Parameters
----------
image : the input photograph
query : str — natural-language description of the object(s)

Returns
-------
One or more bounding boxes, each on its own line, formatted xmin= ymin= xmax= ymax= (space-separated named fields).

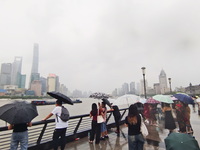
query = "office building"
xmin=0 ymin=63 xmax=12 ymax=88
xmin=11 ymin=57 xmax=22 ymax=87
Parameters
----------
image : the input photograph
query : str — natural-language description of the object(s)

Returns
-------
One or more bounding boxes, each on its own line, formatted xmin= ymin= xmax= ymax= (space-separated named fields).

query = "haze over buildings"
xmin=0 ymin=0 xmax=200 ymax=95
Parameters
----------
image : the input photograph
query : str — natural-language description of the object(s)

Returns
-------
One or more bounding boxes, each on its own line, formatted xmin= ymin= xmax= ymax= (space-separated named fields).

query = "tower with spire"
xmin=29 ymin=43 xmax=40 ymax=88
xmin=159 ymin=69 xmax=169 ymax=94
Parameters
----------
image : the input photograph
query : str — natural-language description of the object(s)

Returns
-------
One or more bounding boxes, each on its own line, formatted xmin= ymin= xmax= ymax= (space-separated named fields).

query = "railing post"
xmin=37 ymin=122 xmax=48 ymax=145
xmin=73 ymin=117 xmax=83 ymax=139
xmin=106 ymin=113 xmax=112 ymax=124
xmin=121 ymin=109 xmax=127 ymax=119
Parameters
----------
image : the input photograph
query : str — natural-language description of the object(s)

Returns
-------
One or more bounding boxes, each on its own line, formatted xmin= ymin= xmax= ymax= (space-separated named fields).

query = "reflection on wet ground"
xmin=62 ymin=110 xmax=200 ymax=150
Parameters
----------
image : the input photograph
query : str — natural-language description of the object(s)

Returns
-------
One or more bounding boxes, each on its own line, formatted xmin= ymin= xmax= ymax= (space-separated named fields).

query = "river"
xmin=0 ymin=98 xmax=128 ymax=127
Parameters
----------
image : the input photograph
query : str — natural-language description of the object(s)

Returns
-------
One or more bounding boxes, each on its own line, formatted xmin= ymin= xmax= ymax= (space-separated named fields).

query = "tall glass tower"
xmin=30 ymin=43 xmax=40 ymax=87
xmin=11 ymin=57 xmax=22 ymax=87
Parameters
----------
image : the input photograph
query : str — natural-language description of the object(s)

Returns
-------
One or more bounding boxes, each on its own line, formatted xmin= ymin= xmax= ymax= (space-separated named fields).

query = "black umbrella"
xmin=102 ymin=98 xmax=112 ymax=108
xmin=47 ymin=91 xmax=74 ymax=105
xmin=0 ymin=101 xmax=38 ymax=124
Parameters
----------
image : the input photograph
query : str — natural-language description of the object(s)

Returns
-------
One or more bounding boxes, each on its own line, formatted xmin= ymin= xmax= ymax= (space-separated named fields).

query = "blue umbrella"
xmin=173 ymin=94 xmax=194 ymax=104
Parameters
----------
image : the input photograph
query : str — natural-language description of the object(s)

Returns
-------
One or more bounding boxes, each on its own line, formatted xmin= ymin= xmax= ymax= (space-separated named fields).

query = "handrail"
xmin=0 ymin=108 xmax=128 ymax=150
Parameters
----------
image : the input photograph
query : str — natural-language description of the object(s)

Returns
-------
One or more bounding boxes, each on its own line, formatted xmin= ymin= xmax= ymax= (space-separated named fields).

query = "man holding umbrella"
xmin=43 ymin=99 xmax=69 ymax=150
xmin=0 ymin=101 xmax=38 ymax=150
xmin=43 ymin=91 xmax=73 ymax=150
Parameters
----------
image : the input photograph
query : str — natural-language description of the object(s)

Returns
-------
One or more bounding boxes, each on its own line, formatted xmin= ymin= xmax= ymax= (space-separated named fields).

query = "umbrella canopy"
xmin=171 ymin=96 xmax=178 ymax=101
xmin=138 ymin=98 xmax=147 ymax=104
xmin=47 ymin=91 xmax=73 ymax=105
xmin=0 ymin=101 xmax=38 ymax=124
xmin=196 ymin=98 xmax=200 ymax=103
xmin=116 ymin=94 xmax=140 ymax=106
xmin=153 ymin=95 xmax=174 ymax=104
xmin=173 ymin=94 xmax=194 ymax=104
xmin=89 ymin=92 xmax=111 ymax=99
xmin=146 ymin=98 xmax=160 ymax=104
xmin=102 ymin=98 xmax=112 ymax=108
xmin=165 ymin=132 xmax=200 ymax=150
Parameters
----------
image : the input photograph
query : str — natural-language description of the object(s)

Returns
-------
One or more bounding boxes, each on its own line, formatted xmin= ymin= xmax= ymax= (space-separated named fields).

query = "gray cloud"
xmin=0 ymin=0 xmax=200 ymax=93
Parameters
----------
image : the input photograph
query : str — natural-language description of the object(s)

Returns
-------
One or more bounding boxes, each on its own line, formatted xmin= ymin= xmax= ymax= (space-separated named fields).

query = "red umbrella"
xmin=146 ymin=98 xmax=160 ymax=104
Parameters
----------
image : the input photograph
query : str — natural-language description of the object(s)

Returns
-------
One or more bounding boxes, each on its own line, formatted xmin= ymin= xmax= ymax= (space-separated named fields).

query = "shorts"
xmin=101 ymin=122 xmax=107 ymax=132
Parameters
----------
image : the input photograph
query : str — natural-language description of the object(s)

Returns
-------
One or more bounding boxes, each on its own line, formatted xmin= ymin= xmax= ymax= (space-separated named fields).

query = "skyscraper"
xmin=11 ymin=57 xmax=22 ymax=87
xmin=159 ymin=69 xmax=169 ymax=94
xmin=30 ymin=43 xmax=40 ymax=87
xmin=0 ymin=63 xmax=12 ymax=88
xmin=31 ymin=43 xmax=39 ymax=73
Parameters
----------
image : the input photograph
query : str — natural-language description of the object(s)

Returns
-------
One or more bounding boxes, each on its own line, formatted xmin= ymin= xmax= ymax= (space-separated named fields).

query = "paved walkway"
xmin=61 ymin=108 xmax=200 ymax=150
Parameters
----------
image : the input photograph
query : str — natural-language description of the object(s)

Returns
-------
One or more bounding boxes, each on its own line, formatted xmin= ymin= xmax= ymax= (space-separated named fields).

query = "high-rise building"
xmin=40 ymin=76 xmax=47 ymax=95
xmin=0 ymin=63 xmax=12 ymax=88
xmin=130 ymin=82 xmax=136 ymax=94
xmin=19 ymin=74 xmax=26 ymax=88
xmin=159 ymin=69 xmax=169 ymax=94
xmin=30 ymin=43 xmax=40 ymax=87
xmin=47 ymin=74 xmax=60 ymax=92
xmin=30 ymin=80 xmax=42 ymax=96
xmin=11 ymin=57 xmax=22 ymax=87
xmin=122 ymin=82 xmax=129 ymax=95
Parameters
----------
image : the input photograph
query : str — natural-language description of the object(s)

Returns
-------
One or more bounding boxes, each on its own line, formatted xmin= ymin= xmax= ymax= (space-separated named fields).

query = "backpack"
xmin=57 ymin=106 xmax=70 ymax=122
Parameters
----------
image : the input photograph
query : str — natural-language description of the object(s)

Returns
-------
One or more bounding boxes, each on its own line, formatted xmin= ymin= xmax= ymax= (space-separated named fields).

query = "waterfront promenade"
xmin=59 ymin=109 xmax=200 ymax=150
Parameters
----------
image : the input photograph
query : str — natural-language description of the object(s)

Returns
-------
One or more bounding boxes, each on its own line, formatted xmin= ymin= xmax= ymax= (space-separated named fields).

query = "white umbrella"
xmin=196 ymin=98 xmax=200 ymax=103
xmin=139 ymin=97 xmax=147 ymax=104
xmin=116 ymin=94 xmax=140 ymax=106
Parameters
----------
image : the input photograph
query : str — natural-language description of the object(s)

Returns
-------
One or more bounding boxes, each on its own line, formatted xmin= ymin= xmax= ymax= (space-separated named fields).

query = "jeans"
xmin=128 ymin=133 xmax=144 ymax=150
xmin=52 ymin=128 xmax=67 ymax=150
xmin=10 ymin=131 xmax=28 ymax=150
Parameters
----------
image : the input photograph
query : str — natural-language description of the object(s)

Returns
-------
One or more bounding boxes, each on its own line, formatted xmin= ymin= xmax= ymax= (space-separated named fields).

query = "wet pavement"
xmin=58 ymin=108 xmax=200 ymax=150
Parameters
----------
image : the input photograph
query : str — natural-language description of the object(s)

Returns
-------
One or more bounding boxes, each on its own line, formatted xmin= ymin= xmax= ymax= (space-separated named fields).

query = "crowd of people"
xmin=6 ymin=95 xmax=199 ymax=150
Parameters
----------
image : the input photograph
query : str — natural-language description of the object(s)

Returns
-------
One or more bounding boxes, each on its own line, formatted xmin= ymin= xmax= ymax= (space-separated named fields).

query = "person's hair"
xmin=128 ymin=104 xmax=139 ymax=125
xmin=91 ymin=103 xmax=97 ymax=116
xmin=102 ymin=102 xmax=106 ymax=107
xmin=56 ymin=99 xmax=62 ymax=105
xmin=164 ymin=103 xmax=170 ymax=107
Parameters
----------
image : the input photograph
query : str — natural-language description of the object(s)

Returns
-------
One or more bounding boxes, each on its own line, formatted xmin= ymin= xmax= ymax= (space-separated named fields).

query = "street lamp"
xmin=168 ymin=78 xmax=172 ymax=94
xmin=141 ymin=67 xmax=147 ymax=99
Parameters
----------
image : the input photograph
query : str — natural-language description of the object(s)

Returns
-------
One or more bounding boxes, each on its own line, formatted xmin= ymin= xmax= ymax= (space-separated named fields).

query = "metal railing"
xmin=0 ymin=108 xmax=128 ymax=150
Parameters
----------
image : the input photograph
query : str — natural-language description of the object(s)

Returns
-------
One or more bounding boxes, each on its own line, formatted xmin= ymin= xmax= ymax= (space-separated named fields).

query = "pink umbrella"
xmin=171 ymin=96 xmax=178 ymax=101
xmin=146 ymin=98 xmax=160 ymax=104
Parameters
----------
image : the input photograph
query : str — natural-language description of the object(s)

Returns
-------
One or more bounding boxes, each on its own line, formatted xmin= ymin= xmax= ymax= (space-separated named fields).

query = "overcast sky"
xmin=0 ymin=0 xmax=200 ymax=93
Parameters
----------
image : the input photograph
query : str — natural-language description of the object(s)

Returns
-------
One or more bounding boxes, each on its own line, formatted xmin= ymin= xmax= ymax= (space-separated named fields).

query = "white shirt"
xmin=51 ymin=106 xmax=68 ymax=129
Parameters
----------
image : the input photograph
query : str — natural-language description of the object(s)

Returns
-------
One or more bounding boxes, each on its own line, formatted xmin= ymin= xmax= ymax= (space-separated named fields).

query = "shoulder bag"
xmin=97 ymin=109 xmax=104 ymax=124
xmin=139 ymin=114 xmax=148 ymax=137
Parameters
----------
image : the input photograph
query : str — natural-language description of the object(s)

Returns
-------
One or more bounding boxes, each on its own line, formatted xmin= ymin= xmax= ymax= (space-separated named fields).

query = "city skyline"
xmin=0 ymin=0 xmax=200 ymax=93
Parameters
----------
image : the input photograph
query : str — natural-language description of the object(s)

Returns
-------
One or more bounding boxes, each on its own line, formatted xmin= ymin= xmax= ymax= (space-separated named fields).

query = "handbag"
xmin=97 ymin=109 xmax=104 ymax=123
xmin=139 ymin=114 xmax=148 ymax=137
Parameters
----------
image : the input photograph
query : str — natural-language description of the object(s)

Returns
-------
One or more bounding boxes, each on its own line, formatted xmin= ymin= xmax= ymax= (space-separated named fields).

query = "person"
xmin=162 ymin=103 xmax=176 ymax=135
xmin=111 ymin=105 xmax=121 ymax=136
xmin=125 ymin=104 xmax=145 ymax=150
xmin=149 ymin=104 xmax=157 ymax=125
xmin=100 ymin=102 xmax=109 ymax=140
xmin=175 ymin=101 xmax=186 ymax=133
xmin=89 ymin=103 xmax=101 ymax=144
xmin=43 ymin=99 xmax=68 ymax=150
xmin=8 ymin=122 xmax=32 ymax=150
xmin=184 ymin=103 xmax=193 ymax=134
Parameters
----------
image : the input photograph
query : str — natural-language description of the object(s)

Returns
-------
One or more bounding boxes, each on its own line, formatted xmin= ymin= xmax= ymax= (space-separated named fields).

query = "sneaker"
xmin=100 ymin=137 xmax=105 ymax=140
xmin=104 ymin=135 xmax=109 ymax=138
